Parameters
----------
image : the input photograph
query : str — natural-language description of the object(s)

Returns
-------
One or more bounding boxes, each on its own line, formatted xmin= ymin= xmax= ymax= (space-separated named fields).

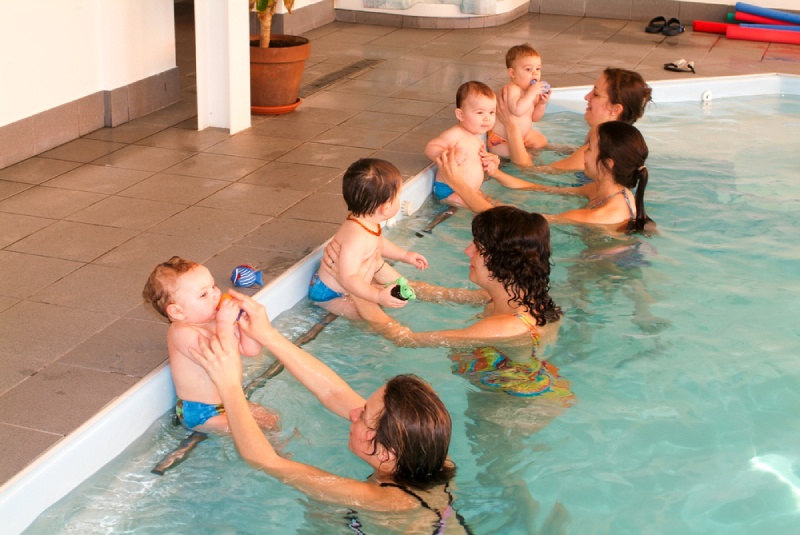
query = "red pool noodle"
xmin=726 ymin=25 xmax=800 ymax=45
xmin=693 ymin=20 xmax=734 ymax=34
xmin=734 ymin=11 xmax=798 ymax=26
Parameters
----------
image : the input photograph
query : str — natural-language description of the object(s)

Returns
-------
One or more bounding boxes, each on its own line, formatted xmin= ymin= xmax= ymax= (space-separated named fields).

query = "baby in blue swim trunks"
xmin=425 ymin=81 xmax=499 ymax=209
xmin=143 ymin=257 xmax=279 ymax=433
xmin=310 ymin=158 xmax=427 ymax=319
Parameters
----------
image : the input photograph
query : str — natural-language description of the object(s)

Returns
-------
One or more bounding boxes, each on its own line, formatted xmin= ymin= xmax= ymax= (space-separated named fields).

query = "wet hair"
xmin=373 ymin=375 xmax=455 ymax=491
xmin=142 ymin=256 xmax=200 ymax=319
xmin=596 ymin=121 xmax=653 ymax=232
xmin=342 ymin=158 xmax=402 ymax=217
xmin=455 ymin=81 xmax=495 ymax=109
xmin=505 ymin=43 xmax=540 ymax=68
xmin=603 ymin=68 xmax=652 ymax=125
xmin=471 ymin=206 xmax=562 ymax=326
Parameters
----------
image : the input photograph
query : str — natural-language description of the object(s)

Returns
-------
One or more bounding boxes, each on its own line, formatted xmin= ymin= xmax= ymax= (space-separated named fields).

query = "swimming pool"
xmin=7 ymin=74 xmax=800 ymax=534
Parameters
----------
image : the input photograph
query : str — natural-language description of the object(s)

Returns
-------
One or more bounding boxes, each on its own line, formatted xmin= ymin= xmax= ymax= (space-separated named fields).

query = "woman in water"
xmin=501 ymin=67 xmax=652 ymax=171
xmin=347 ymin=206 xmax=573 ymax=401
xmin=187 ymin=290 xmax=472 ymax=532
xmin=439 ymin=121 xmax=653 ymax=233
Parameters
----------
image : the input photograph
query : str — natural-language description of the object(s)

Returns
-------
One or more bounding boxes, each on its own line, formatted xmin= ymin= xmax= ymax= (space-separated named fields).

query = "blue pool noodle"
xmin=742 ymin=23 xmax=800 ymax=31
xmin=735 ymin=2 xmax=800 ymax=25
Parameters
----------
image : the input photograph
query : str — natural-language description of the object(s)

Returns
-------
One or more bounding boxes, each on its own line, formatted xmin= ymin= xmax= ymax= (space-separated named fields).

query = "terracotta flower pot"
xmin=249 ymin=34 xmax=311 ymax=115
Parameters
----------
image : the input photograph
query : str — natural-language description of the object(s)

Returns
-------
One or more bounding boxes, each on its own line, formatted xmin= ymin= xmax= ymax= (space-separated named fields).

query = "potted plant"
xmin=249 ymin=0 xmax=311 ymax=114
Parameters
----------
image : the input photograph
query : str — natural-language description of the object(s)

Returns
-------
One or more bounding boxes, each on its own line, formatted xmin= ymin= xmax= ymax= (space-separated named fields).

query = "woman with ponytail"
xmin=437 ymin=120 xmax=653 ymax=232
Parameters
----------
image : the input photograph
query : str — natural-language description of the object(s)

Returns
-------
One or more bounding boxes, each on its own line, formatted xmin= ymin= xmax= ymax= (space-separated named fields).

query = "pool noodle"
xmin=726 ymin=24 xmax=800 ymax=45
xmin=742 ymin=23 xmax=800 ymax=32
xmin=693 ymin=20 xmax=734 ymax=34
xmin=734 ymin=11 xmax=799 ymax=26
xmin=735 ymin=2 xmax=800 ymax=25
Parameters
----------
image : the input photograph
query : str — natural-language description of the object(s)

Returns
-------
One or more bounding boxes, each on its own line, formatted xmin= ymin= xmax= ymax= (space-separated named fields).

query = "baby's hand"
xmin=538 ymin=88 xmax=552 ymax=104
xmin=480 ymin=146 xmax=500 ymax=176
xmin=216 ymin=294 xmax=240 ymax=324
xmin=403 ymin=251 xmax=428 ymax=270
xmin=378 ymin=286 xmax=409 ymax=309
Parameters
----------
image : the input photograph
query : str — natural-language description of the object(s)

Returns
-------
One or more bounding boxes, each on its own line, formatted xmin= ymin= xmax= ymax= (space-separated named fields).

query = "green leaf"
xmin=255 ymin=0 xmax=270 ymax=12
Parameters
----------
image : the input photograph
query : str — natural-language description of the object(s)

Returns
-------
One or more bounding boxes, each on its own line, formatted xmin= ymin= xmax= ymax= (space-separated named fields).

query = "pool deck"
xmin=2 ymin=3 xmax=800 ymax=489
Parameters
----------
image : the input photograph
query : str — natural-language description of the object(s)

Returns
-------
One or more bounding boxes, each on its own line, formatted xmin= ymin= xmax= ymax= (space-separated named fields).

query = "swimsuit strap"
xmin=347 ymin=214 xmax=382 ymax=236
xmin=513 ymin=313 xmax=541 ymax=345
xmin=587 ymin=189 xmax=623 ymax=210
xmin=621 ymin=189 xmax=635 ymax=222
xmin=380 ymin=482 xmax=475 ymax=535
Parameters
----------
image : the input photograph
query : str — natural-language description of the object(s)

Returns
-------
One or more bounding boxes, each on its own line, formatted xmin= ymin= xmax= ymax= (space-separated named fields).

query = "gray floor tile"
xmin=0 ymin=424 xmax=61 ymax=486
xmin=0 ymin=212 xmax=55 ymax=249
xmin=280 ymin=191 xmax=348 ymax=223
xmin=59 ymin=317 xmax=168 ymax=377
xmin=205 ymin=134 xmax=301 ymax=161
xmin=0 ymin=180 xmax=32 ymax=201
xmin=91 ymin=145 xmax=195 ymax=172
xmin=312 ymin=125 xmax=402 ymax=149
xmin=95 ymin=232 xmax=228 ymax=272
xmin=147 ymin=206 xmax=270 ymax=243
xmin=66 ymin=196 xmax=186 ymax=230
xmin=0 ymin=251 xmax=82 ymax=299
xmin=83 ymin=123 xmax=168 ymax=144
xmin=0 ymin=296 xmax=19 ymax=314
xmin=135 ymin=126 xmax=230 ymax=152
xmin=277 ymin=142 xmax=372 ymax=169
xmin=239 ymin=161 xmax=341 ymax=191
xmin=0 ymin=363 xmax=139 ymax=435
xmin=42 ymin=164 xmax=153 ymax=194
xmin=237 ymin=217 xmax=340 ymax=255
xmin=0 ymin=186 xmax=106 ymax=219
xmin=39 ymin=138 xmax=127 ymax=163
xmin=0 ymin=301 xmax=114 ymax=363
xmin=7 ymin=221 xmax=137 ymax=262
xmin=30 ymin=264 xmax=148 ymax=316
xmin=198 ymin=183 xmax=309 ymax=216
xmin=163 ymin=152 xmax=267 ymax=181
xmin=118 ymin=173 xmax=229 ymax=205
xmin=0 ymin=157 xmax=82 ymax=185
xmin=246 ymin=118 xmax=333 ymax=142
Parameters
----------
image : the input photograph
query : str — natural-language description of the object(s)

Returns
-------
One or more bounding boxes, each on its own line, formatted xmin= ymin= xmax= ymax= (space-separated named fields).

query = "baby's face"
xmin=457 ymin=94 xmax=497 ymax=135
xmin=509 ymin=55 xmax=542 ymax=89
xmin=171 ymin=265 xmax=221 ymax=324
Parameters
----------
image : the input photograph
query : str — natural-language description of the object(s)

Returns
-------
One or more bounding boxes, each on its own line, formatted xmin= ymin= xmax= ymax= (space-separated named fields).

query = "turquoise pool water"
xmin=25 ymin=95 xmax=800 ymax=534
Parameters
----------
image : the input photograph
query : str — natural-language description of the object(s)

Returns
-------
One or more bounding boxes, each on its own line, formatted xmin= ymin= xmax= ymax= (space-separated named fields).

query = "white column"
xmin=194 ymin=0 xmax=251 ymax=133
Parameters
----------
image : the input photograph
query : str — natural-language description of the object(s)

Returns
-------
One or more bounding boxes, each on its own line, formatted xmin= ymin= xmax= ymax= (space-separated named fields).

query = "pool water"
xmin=25 ymin=95 xmax=800 ymax=534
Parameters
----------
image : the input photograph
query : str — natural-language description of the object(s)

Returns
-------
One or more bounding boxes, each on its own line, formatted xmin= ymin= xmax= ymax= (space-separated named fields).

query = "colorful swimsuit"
xmin=449 ymin=313 xmax=574 ymax=400
xmin=487 ymin=130 xmax=507 ymax=147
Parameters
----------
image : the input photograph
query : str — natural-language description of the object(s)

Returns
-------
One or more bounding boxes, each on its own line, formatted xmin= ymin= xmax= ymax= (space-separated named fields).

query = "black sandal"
xmin=645 ymin=16 xmax=667 ymax=33
xmin=663 ymin=18 xmax=685 ymax=36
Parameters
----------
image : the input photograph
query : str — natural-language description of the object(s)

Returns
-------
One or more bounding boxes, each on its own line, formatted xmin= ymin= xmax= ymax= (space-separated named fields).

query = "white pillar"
xmin=194 ymin=0 xmax=251 ymax=133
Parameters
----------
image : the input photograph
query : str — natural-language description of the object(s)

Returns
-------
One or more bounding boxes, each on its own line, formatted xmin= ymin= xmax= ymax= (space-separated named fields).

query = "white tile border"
xmin=2 ymin=74 xmax=798 ymax=535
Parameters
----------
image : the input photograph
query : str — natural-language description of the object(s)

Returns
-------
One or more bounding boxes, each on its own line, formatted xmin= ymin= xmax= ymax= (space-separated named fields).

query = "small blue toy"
xmin=231 ymin=265 xmax=264 ymax=287
xmin=530 ymin=79 xmax=551 ymax=94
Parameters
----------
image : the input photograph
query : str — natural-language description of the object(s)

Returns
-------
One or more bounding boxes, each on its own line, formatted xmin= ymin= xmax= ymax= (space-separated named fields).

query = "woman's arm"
xmin=435 ymin=149 xmax=494 ymax=213
xmin=496 ymin=87 xmax=534 ymax=167
xmin=547 ymin=144 xmax=587 ymax=171
xmin=230 ymin=290 xmax=364 ymax=418
xmin=188 ymin=330 xmax=417 ymax=511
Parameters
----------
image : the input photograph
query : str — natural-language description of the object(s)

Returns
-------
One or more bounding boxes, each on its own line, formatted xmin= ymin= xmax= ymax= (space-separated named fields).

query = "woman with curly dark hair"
xmin=351 ymin=206 xmax=572 ymax=400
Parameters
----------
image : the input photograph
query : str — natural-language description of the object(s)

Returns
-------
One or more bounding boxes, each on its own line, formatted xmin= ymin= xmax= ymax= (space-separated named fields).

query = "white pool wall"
xmin=2 ymin=73 xmax=798 ymax=535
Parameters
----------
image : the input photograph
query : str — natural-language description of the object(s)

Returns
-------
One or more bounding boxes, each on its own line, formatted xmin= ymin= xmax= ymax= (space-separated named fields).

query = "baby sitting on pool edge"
xmin=143 ymin=256 xmax=279 ymax=434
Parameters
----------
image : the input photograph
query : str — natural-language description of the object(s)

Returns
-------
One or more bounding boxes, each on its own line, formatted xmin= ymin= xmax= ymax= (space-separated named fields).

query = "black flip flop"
xmin=645 ymin=16 xmax=667 ymax=33
xmin=663 ymin=18 xmax=685 ymax=36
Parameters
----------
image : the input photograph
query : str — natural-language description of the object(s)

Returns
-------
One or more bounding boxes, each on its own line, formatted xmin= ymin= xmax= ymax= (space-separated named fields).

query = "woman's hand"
xmin=322 ymin=238 xmax=341 ymax=271
xmin=435 ymin=147 xmax=466 ymax=189
xmin=479 ymin=146 xmax=500 ymax=177
xmin=187 ymin=328 xmax=243 ymax=391
xmin=226 ymin=289 xmax=276 ymax=345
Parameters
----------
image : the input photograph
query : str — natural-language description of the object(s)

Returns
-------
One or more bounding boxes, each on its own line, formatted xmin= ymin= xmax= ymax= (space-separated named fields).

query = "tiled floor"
xmin=2 ymin=3 xmax=800 ymax=487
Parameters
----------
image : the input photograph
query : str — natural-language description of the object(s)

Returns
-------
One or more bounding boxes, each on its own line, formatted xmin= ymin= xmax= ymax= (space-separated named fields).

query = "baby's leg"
xmin=523 ymin=129 xmax=548 ymax=149
xmin=440 ymin=192 xmax=469 ymax=209
xmin=317 ymin=295 xmax=363 ymax=322
xmin=248 ymin=402 xmax=281 ymax=431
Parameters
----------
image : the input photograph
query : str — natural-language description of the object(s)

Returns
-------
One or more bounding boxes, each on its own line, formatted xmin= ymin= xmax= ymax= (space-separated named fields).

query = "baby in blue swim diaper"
xmin=425 ymin=81 xmax=499 ymax=210
xmin=311 ymin=158 xmax=427 ymax=320
xmin=144 ymin=257 xmax=280 ymax=433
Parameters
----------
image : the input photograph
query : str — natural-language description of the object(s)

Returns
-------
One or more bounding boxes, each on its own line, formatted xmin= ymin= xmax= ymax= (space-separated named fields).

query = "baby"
xmin=143 ymin=257 xmax=278 ymax=433
xmin=488 ymin=43 xmax=550 ymax=157
xmin=310 ymin=158 xmax=427 ymax=319
xmin=425 ymin=81 xmax=499 ymax=209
